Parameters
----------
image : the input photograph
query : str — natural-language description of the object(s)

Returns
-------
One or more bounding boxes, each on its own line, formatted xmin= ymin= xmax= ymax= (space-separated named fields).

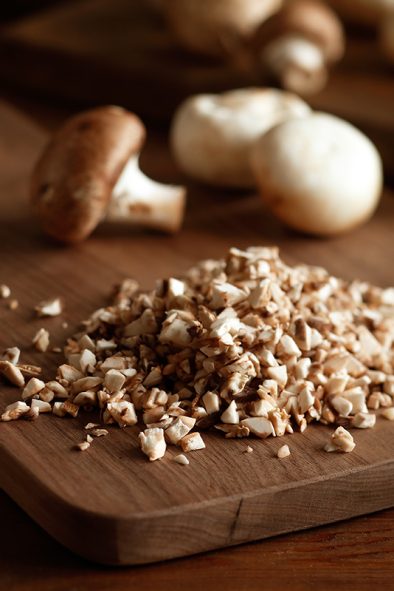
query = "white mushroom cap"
xmin=163 ymin=0 xmax=283 ymax=58
xmin=250 ymin=112 xmax=383 ymax=236
xmin=171 ymin=88 xmax=311 ymax=188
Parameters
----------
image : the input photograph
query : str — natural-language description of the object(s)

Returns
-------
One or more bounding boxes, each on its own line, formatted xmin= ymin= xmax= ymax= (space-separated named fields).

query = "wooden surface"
xmin=2 ymin=490 xmax=394 ymax=591
xmin=0 ymin=0 xmax=393 ymax=173
xmin=1 ymin=99 xmax=394 ymax=568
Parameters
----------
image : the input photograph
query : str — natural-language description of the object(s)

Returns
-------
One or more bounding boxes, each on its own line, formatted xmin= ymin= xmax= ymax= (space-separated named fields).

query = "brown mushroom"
xmin=162 ymin=0 xmax=283 ymax=58
xmin=250 ymin=0 xmax=345 ymax=95
xmin=31 ymin=106 xmax=186 ymax=243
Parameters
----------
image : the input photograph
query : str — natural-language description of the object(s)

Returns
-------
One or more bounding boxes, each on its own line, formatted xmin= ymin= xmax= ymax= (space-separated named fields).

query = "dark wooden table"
xmin=1 ymin=92 xmax=394 ymax=590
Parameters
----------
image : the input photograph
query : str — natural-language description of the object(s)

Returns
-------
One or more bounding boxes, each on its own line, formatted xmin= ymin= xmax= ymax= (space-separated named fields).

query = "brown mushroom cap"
xmin=31 ymin=106 xmax=145 ymax=244
xmin=252 ymin=0 xmax=345 ymax=63
xmin=163 ymin=0 xmax=283 ymax=58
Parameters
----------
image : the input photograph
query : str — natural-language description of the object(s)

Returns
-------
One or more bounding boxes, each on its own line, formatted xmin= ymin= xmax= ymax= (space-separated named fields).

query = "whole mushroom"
xmin=162 ymin=0 xmax=283 ymax=58
xmin=31 ymin=106 xmax=186 ymax=243
xmin=170 ymin=87 xmax=311 ymax=188
xmin=250 ymin=113 xmax=383 ymax=236
xmin=251 ymin=0 xmax=345 ymax=95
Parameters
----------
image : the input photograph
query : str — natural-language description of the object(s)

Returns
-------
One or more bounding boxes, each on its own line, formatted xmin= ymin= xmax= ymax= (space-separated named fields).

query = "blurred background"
xmin=0 ymin=0 xmax=392 ymax=180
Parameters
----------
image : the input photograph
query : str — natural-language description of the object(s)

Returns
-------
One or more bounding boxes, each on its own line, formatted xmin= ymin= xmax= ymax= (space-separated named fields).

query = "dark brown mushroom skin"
xmin=31 ymin=106 xmax=145 ymax=244
xmin=251 ymin=0 xmax=345 ymax=64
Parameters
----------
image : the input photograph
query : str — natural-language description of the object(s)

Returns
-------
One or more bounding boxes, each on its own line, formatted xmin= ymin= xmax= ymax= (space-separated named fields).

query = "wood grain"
xmin=2 ymin=490 xmax=394 ymax=591
xmin=0 ymin=0 xmax=393 ymax=175
xmin=0 ymin=100 xmax=394 ymax=565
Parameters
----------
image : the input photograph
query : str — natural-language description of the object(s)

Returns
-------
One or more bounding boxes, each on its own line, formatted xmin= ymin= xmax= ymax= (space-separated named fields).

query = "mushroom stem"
xmin=108 ymin=157 xmax=186 ymax=234
xmin=261 ymin=35 xmax=327 ymax=94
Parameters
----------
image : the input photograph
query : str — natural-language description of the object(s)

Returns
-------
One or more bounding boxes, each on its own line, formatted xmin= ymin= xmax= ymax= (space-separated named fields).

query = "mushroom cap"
xmin=31 ymin=106 xmax=145 ymax=243
xmin=170 ymin=87 xmax=311 ymax=188
xmin=252 ymin=0 xmax=345 ymax=63
xmin=163 ymin=0 xmax=283 ymax=57
xmin=250 ymin=112 xmax=383 ymax=236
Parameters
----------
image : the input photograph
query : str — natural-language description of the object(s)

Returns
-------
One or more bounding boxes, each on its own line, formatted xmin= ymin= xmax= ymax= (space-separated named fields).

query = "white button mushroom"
xmin=162 ymin=0 xmax=283 ymax=58
xmin=31 ymin=106 xmax=186 ymax=243
xmin=250 ymin=113 xmax=383 ymax=236
xmin=171 ymin=88 xmax=311 ymax=188
xmin=251 ymin=0 xmax=345 ymax=95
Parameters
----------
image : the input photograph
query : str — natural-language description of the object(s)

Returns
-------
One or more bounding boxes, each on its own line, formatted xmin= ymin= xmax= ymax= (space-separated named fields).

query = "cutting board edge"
xmin=2 ymin=440 xmax=394 ymax=565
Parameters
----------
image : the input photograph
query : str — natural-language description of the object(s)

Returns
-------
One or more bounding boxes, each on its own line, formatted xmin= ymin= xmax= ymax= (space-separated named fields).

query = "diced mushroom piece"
xmin=32 ymin=328 xmax=50 ymax=352
xmin=90 ymin=428 xmax=109 ymax=437
xmin=35 ymin=298 xmax=63 ymax=317
xmin=72 ymin=390 xmax=97 ymax=406
xmin=123 ymin=309 xmax=158 ymax=337
xmin=220 ymin=400 xmax=239 ymax=424
xmin=85 ymin=422 xmax=100 ymax=430
xmin=382 ymin=408 xmax=394 ymax=421
xmin=298 ymin=386 xmax=315 ymax=414
xmin=0 ymin=360 xmax=25 ymax=387
xmin=278 ymin=334 xmax=301 ymax=357
xmin=139 ymin=428 xmax=166 ymax=461
xmin=22 ymin=377 xmax=46 ymax=400
xmin=202 ymin=391 xmax=220 ymax=414
xmin=352 ymin=412 xmax=376 ymax=429
xmin=30 ymin=399 xmax=52 ymax=413
xmin=76 ymin=441 xmax=91 ymax=451
xmin=330 ymin=396 xmax=352 ymax=417
xmin=180 ymin=432 xmax=206 ymax=452
xmin=241 ymin=417 xmax=275 ymax=438
xmin=324 ymin=426 xmax=355 ymax=453
xmin=8 ymin=299 xmax=19 ymax=310
xmin=52 ymin=401 xmax=67 ymax=417
xmin=31 ymin=106 xmax=186 ymax=243
xmin=210 ymin=282 xmax=247 ymax=309
xmin=107 ymin=400 xmax=137 ymax=427
xmin=104 ymin=369 xmax=126 ymax=393
xmin=39 ymin=387 xmax=55 ymax=403
xmin=266 ymin=364 xmax=287 ymax=389
xmin=173 ymin=453 xmax=190 ymax=466
xmin=341 ymin=388 xmax=368 ymax=414
xmin=78 ymin=349 xmax=97 ymax=373
xmin=58 ymin=364 xmax=84 ymax=382
xmin=1 ymin=401 xmax=30 ymax=421
xmin=165 ymin=416 xmax=196 ymax=444
xmin=159 ymin=316 xmax=193 ymax=347
xmin=61 ymin=400 xmax=79 ymax=418
xmin=277 ymin=444 xmax=291 ymax=458
xmin=45 ymin=381 xmax=69 ymax=399
xmin=2 ymin=347 xmax=21 ymax=365
xmin=71 ymin=376 xmax=103 ymax=395
xmin=0 ymin=284 xmax=11 ymax=298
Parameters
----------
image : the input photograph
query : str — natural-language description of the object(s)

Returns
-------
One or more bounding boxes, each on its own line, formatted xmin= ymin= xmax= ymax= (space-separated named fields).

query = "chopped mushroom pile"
xmin=1 ymin=246 xmax=394 ymax=461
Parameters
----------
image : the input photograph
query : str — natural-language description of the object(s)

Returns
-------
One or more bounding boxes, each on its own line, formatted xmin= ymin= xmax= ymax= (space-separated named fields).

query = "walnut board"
xmin=0 ymin=101 xmax=394 ymax=566
xmin=0 ymin=0 xmax=393 ymax=174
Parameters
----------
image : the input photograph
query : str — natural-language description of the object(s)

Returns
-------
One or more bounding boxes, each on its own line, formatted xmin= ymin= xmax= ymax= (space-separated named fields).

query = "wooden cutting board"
xmin=0 ymin=0 xmax=393 ymax=174
xmin=1 ymin=101 xmax=394 ymax=566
